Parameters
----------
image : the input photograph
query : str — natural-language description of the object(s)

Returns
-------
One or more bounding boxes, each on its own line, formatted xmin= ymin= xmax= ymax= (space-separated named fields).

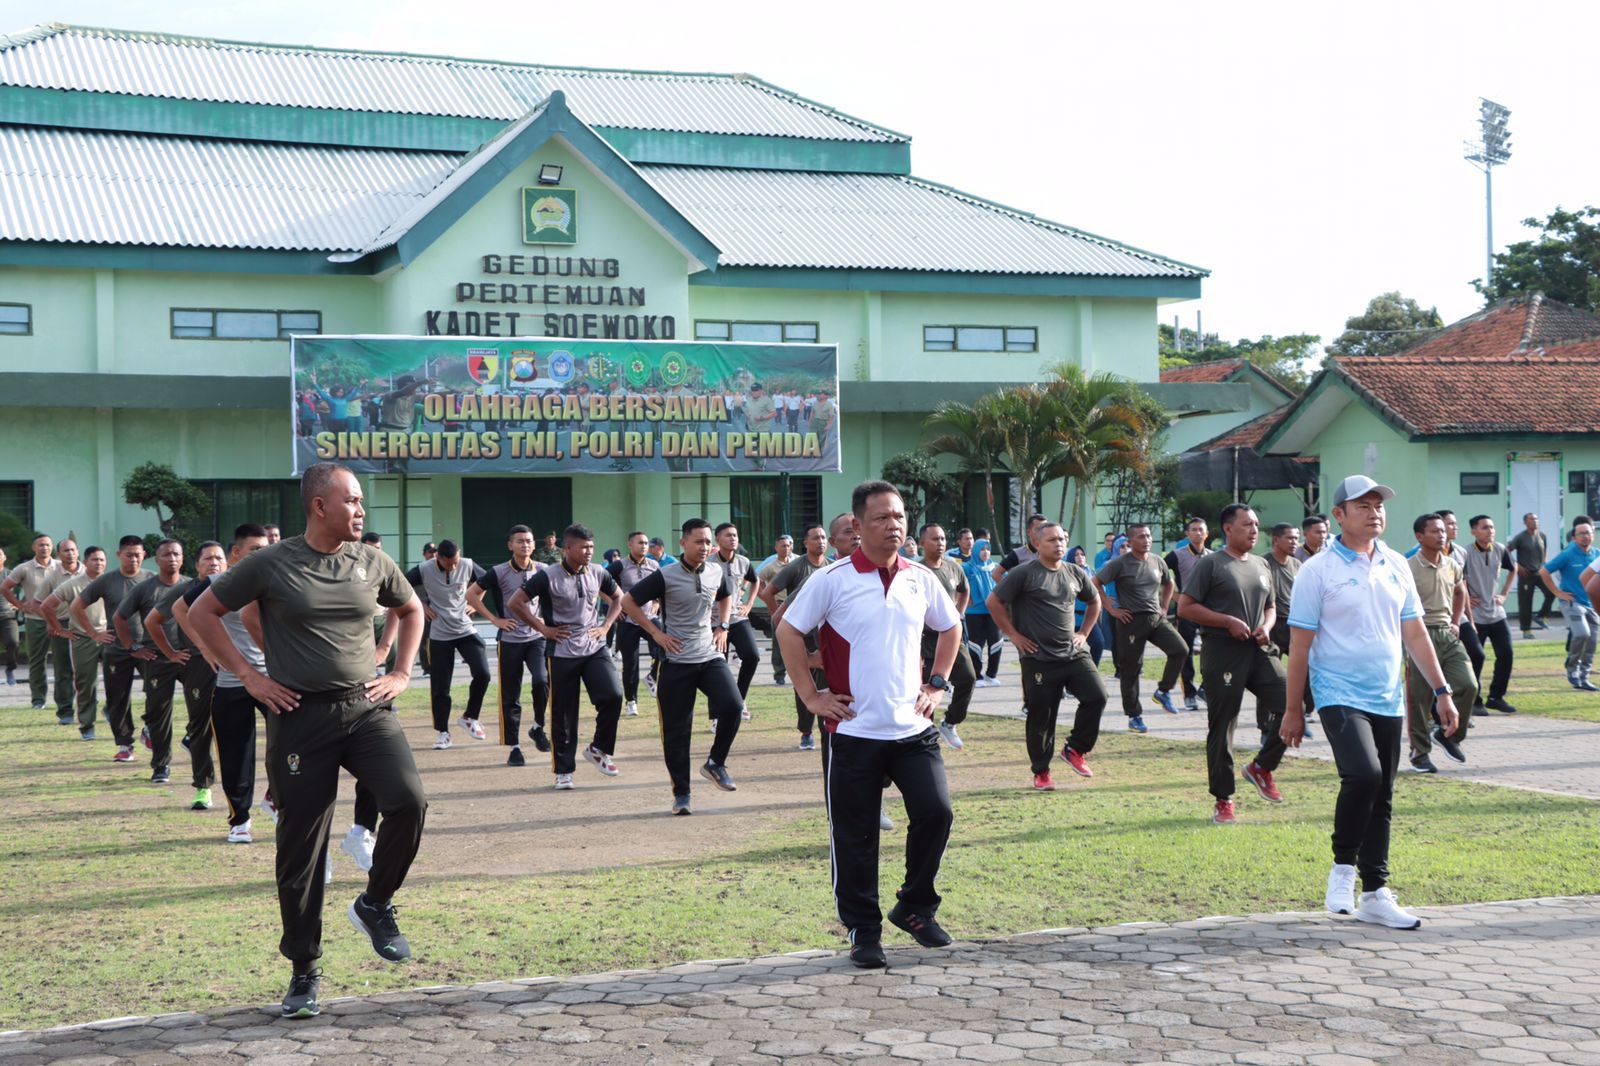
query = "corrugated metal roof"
xmin=637 ymin=167 xmax=1206 ymax=277
xmin=0 ymin=125 xmax=455 ymax=250
xmin=0 ymin=24 xmax=905 ymax=143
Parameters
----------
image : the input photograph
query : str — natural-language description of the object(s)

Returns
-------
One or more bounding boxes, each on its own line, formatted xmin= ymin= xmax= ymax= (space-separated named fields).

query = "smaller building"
xmin=1262 ymin=295 xmax=1600 ymax=532
xmin=1160 ymin=358 xmax=1296 ymax=454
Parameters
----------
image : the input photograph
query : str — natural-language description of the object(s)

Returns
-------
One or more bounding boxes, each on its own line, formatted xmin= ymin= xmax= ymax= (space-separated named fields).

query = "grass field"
xmin=2 ymin=680 xmax=1597 ymax=1031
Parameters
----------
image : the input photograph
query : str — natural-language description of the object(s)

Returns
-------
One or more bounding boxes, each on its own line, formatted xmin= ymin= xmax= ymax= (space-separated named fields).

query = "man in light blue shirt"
xmin=1539 ymin=519 xmax=1599 ymax=689
xmin=1282 ymin=475 xmax=1459 ymax=932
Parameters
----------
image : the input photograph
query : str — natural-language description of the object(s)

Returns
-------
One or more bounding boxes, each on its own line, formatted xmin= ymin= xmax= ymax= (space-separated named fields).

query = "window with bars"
xmin=1460 ymin=472 xmax=1500 ymax=495
xmin=923 ymin=325 xmax=1037 ymax=352
xmin=0 ymin=481 xmax=33 ymax=529
xmin=179 ymin=481 xmax=306 ymax=542
xmin=729 ymin=475 xmax=822 ymax=560
xmin=171 ymin=309 xmax=322 ymax=340
xmin=694 ymin=320 xmax=820 ymax=344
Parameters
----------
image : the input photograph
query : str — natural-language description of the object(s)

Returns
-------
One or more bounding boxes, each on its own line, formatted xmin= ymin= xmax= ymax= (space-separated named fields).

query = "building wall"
xmin=1165 ymin=376 xmax=1286 ymax=454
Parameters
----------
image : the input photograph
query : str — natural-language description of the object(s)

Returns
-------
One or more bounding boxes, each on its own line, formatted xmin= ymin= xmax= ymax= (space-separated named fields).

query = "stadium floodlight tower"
xmin=1463 ymin=98 xmax=1513 ymax=287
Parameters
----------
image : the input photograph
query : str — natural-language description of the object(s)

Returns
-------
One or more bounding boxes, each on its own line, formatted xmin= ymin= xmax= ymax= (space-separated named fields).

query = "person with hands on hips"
xmin=776 ymin=480 xmax=962 ymax=970
xmin=1281 ymin=475 xmax=1460 ymax=931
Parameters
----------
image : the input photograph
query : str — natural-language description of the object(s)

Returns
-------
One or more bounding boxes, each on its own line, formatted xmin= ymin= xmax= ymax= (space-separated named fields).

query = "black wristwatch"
xmin=926 ymin=674 xmax=951 ymax=693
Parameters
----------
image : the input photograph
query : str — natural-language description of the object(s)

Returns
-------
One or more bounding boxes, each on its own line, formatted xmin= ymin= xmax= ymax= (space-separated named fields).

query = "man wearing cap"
xmin=1404 ymin=514 xmax=1475 ymax=774
xmin=1283 ymin=475 xmax=1460 ymax=930
xmin=1542 ymin=519 xmax=1600 ymax=691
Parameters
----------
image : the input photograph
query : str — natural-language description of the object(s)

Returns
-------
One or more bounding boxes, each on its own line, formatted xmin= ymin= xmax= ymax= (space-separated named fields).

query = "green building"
xmin=1262 ymin=295 xmax=1600 ymax=536
xmin=0 ymin=23 xmax=1232 ymax=563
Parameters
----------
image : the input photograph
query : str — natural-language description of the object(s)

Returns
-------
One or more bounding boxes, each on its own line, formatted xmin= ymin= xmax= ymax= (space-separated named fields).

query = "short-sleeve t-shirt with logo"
xmin=715 ymin=551 xmax=759 ymax=611
xmin=998 ymin=545 xmax=1036 ymax=572
xmin=10 ymin=557 xmax=63 ymax=604
xmin=156 ymin=579 xmax=202 ymax=651
xmin=1264 ymin=553 xmax=1301 ymax=644
xmin=118 ymin=575 xmax=193 ymax=652
xmin=1406 ymin=550 xmax=1463 ymax=627
xmin=209 ymin=536 xmax=414 ymax=694
xmin=1182 ymin=550 xmax=1275 ymax=638
xmin=917 ymin=555 xmax=968 ymax=639
xmin=79 ymin=569 xmax=152 ymax=662
xmin=627 ymin=560 xmax=734 ymax=664
xmin=183 ymin=574 xmax=266 ymax=687
xmin=518 ymin=562 xmax=619 ymax=659
xmin=781 ymin=551 xmax=961 ymax=741
xmin=406 ymin=557 xmax=488 ymax=641
xmin=610 ymin=555 xmax=660 ymax=625
xmin=53 ymin=571 xmax=101 ymax=635
xmin=1095 ymin=552 xmax=1171 ymax=615
xmin=474 ymin=560 xmax=542 ymax=644
xmin=991 ymin=559 xmax=1096 ymax=662
xmin=768 ymin=554 xmax=830 ymax=648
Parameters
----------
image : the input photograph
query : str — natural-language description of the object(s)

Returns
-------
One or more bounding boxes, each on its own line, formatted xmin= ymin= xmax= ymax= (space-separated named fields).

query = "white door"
xmin=1509 ymin=459 xmax=1561 ymax=595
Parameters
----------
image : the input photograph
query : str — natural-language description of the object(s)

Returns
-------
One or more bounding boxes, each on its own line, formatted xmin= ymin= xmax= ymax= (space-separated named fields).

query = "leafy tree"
xmin=1158 ymin=330 xmax=1322 ymax=391
xmin=1326 ymin=292 xmax=1444 ymax=357
xmin=881 ymin=452 xmax=957 ymax=536
xmin=923 ymin=396 xmax=1006 ymax=542
xmin=123 ymin=462 xmax=209 ymax=541
xmin=984 ymin=386 xmax=1064 ymax=551
xmin=0 ymin=510 xmax=38 ymax=575
xmin=1477 ymin=206 xmax=1600 ymax=311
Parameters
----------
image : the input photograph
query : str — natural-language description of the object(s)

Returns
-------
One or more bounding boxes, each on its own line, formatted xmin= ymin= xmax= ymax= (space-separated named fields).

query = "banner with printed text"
xmin=291 ymin=336 xmax=841 ymax=475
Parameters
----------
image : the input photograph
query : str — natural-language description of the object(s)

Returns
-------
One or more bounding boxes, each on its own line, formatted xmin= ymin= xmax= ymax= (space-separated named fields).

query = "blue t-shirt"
xmin=1545 ymin=541 xmax=1600 ymax=608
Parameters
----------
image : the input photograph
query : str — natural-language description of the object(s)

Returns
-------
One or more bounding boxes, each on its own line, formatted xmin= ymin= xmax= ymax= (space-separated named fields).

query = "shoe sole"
xmin=282 ymin=1005 xmax=320 ymax=1019
xmin=347 ymin=902 xmax=410 ymax=962
xmin=1356 ymin=910 xmax=1422 ymax=930
xmin=554 ymin=782 xmax=574 ymax=791
xmin=227 ymin=836 xmax=252 ymax=844
xmin=1326 ymin=902 xmax=1353 ymax=915
xmin=672 ymin=805 xmax=692 ymax=816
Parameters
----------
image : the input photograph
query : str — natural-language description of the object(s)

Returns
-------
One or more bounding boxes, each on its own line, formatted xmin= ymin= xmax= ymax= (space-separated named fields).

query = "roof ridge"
xmin=2 ymin=23 xmax=909 ymax=142
xmin=899 ymin=174 xmax=1210 ymax=276
xmin=1518 ymin=291 xmax=1545 ymax=350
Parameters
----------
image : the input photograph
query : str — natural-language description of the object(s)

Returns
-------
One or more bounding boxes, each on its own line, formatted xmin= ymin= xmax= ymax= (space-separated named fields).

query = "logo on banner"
xmin=522 ymin=187 xmax=577 ymax=245
xmin=467 ymin=349 xmax=499 ymax=384
xmin=624 ymin=354 xmax=652 ymax=387
xmin=548 ymin=350 xmax=576 ymax=383
xmin=508 ymin=351 xmax=539 ymax=384
xmin=659 ymin=350 xmax=688 ymax=386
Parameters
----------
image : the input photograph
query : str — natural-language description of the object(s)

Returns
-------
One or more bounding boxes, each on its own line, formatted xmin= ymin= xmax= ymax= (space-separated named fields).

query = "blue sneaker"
xmin=799 ymin=734 xmax=816 ymax=751
xmin=1127 ymin=715 xmax=1149 ymax=734
xmin=1152 ymin=690 xmax=1178 ymax=715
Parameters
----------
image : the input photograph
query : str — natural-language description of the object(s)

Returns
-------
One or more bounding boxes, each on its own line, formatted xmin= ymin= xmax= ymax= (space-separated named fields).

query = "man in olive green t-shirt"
xmin=72 ymin=536 xmax=152 ymax=762
xmin=115 ymin=539 xmax=189 ymax=783
xmin=42 ymin=546 xmax=108 ymax=738
xmin=1095 ymin=523 xmax=1188 ymax=726
xmin=186 ymin=462 xmax=425 ymax=1021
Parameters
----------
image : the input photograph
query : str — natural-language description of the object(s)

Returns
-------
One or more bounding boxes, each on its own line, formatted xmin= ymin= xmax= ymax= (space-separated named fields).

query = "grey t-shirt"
xmin=1183 ymin=550 xmax=1275 ymax=639
xmin=80 ymin=569 xmax=152 ymax=662
xmin=1508 ymin=528 xmax=1548 ymax=574
xmin=184 ymin=575 xmax=265 ymax=688
xmin=474 ymin=560 xmax=543 ymax=644
xmin=407 ymin=557 xmax=488 ymax=641
xmin=611 ymin=555 xmax=660 ymax=625
xmin=519 ymin=562 xmax=619 ymax=659
xmin=1464 ymin=540 xmax=1514 ymax=625
xmin=768 ymin=554 xmax=830 ymax=649
xmin=991 ymin=559 xmax=1095 ymax=662
xmin=628 ymin=560 xmax=734 ymax=664
xmin=715 ymin=550 xmax=758 ymax=612
xmin=1095 ymin=552 xmax=1171 ymax=615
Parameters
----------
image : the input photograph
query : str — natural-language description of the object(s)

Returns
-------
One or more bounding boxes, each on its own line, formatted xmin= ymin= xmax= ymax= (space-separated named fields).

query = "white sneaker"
xmin=879 ymin=804 xmax=894 ymax=831
xmin=459 ymin=716 xmax=485 ymax=740
xmin=554 ymin=773 xmax=574 ymax=790
xmin=626 ymin=700 xmax=639 ymax=716
xmin=340 ymin=825 xmax=375 ymax=873
xmin=1325 ymin=863 xmax=1358 ymax=915
xmin=433 ymin=731 xmax=452 ymax=750
xmin=261 ymin=794 xmax=279 ymax=825
xmin=586 ymin=745 xmax=619 ymax=776
xmin=226 ymin=821 xmax=253 ymax=844
xmin=1356 ymin=887 xmax=1422 ymax=929
xmin=938 ymin=721 xmax=965 ymax=750
xmin=324 ymin=850 xmax=333 ymax=885
xmin=740 ymin=704 xmax=751 ymax=721
xmin=645 ymin=672 xmax=658 ymax=697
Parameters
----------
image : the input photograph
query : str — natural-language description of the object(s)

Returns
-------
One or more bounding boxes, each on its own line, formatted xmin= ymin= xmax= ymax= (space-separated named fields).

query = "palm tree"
xmin=1038 ymin=363 xmax=1166 ymax=535
xmin=985 ymin=385 xmax=1065 ymax=550
xmin=923 ymin=396 xmax=1006 ymax=543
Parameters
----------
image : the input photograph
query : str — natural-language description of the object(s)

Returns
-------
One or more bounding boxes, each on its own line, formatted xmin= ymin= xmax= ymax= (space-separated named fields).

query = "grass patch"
xmin=1 ymin=682 xmax=1596 ymax=1030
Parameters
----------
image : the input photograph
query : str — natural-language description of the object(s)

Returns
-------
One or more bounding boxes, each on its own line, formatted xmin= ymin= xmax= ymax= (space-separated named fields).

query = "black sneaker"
xmin=671 ymin=794 xmax=692 ymax=816
xmin=281 ymin=970 xmax=321 ymax=1018
xmin=1432 ymin=727 xmax=1466 ymax=764
xmin=507 ymin=746 xmax=526 ymax=767
xmin=57 ymin=713 xmax=74 ymax=726
xmin=1486 ymin=697 xmax=1518 ymax=714
xmin=528 ymin=726 xmax=552 ymax=753
xmin=1471 ymin=701 xmax=1488 ymax=717
xmin=849 ymin=938 xmax=886 ymax=968
xmin=887 ymin=902 xmax=953 ymax=948
xmin=700 ymin=760 xmax=737 ymax=792
xmin=348 ymin=894 xmax=411 ymax=962
xmin=151 ymin=767 xmax=171 ymax=784
xmin=1409 ymin=754 xmax=1438 ymax=774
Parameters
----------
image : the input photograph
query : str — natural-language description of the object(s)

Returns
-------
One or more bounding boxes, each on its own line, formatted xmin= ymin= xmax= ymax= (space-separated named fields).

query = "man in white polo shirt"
xmin=1282 ymin=475 xmax=1460 ymax=931
xmin=778 ymin=480 xmax=962 ymax=969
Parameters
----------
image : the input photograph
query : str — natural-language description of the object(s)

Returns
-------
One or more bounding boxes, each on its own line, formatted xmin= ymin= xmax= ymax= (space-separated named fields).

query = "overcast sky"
xmin=8 ymin=0 xmax=1594 ymax=348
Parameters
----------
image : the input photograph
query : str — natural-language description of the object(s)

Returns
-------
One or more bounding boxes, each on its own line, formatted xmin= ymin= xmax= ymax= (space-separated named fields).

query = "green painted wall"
xmin=1165 ymin=376 xmax=1287 ymax=454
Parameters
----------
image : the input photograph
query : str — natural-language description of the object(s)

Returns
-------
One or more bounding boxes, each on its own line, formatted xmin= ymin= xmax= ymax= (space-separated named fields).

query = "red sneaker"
xmin=1061 ymin=747 xmax=1094 ymax=778
xmin=1243 ymin=761 xmax=1283 ymax=803
xmin=1212 ymin=799 xmax=1236 ymax=824
xmin=113 ymin=746 xmax=134 ymax=763
xmin=1032 ymin=771 xmax=1056 ymax=791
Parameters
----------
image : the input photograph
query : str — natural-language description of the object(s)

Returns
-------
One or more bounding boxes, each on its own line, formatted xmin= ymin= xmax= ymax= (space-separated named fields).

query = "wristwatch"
xmin=714 ymin=621 xmax=730 ymax=631
xmin=1432 ymin=684 xmax=1449 ymax=697
xmin=927 ymin=674 xmax=951 ymax=693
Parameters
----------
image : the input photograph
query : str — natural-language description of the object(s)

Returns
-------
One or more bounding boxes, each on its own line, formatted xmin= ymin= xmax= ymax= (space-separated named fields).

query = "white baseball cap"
xmin=1330 ymin=474 xmax=1395 ymax=509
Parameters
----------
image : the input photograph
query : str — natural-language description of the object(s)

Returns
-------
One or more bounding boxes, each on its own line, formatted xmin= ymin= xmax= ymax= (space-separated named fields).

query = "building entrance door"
xmin=1509 ymin=456 xmax=1561 ymax=598
xmin=461 ymin=477 xmax=572 ymax=565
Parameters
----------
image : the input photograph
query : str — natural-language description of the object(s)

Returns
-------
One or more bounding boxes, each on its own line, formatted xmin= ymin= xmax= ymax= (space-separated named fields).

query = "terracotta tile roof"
xmin=1334 ymin=343 xmax=1600 ymax=436
xmin=1400 ymin=293 xmax=1600 ymax=362
xmin=1191 ymin=405 xmax=1289 ymax=451
xmin=1160 ymin=358 xmax=1245 ymax=384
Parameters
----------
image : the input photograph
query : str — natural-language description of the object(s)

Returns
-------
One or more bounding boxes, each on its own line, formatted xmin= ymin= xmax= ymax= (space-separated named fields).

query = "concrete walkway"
xmin=6 ymin=896 xmax=1600 ymax=1064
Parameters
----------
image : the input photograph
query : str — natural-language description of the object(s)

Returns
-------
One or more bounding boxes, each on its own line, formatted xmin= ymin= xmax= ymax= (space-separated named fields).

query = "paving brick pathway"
xmin=6 ymin=896 xmax=1600 ymax=1064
